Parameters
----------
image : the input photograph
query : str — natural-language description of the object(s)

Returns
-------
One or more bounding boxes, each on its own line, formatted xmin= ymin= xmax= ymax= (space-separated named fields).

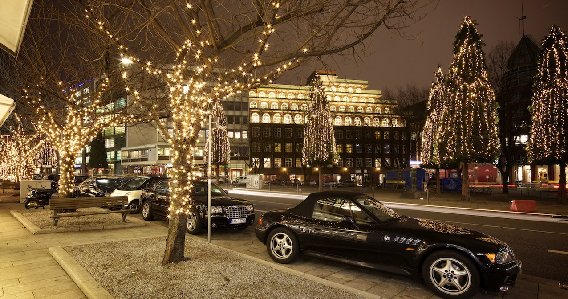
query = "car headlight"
xmin=210 ymin=206 xmax=223 ymax=214
xmin=486 ymin=247 xmax=514 ymax=264
xmin=245 ymin=204 xmax=254 ymax=212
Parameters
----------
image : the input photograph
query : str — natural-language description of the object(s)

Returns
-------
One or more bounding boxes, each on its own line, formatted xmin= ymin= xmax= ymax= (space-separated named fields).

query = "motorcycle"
xmin=24 ymin=188 xmax=56 ymax=209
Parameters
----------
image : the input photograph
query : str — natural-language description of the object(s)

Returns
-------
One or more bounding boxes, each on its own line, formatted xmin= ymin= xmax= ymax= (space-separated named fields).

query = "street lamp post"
xmin=207 ymin=114 xmax=212 ymax=243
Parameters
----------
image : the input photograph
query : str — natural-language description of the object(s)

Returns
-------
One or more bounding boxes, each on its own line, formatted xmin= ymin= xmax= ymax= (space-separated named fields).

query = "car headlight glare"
xmin=210 ymin=206 xmax=223 ymax=214
xmin=486 ymin=248 xmax=514 ymax=264
xmin=245 ymin=204 xmax=254 ymax=212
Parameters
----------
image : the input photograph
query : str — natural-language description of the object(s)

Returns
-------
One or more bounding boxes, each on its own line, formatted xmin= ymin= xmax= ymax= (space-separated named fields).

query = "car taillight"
xmin=257 ymin=215 xmax=263 ymax=226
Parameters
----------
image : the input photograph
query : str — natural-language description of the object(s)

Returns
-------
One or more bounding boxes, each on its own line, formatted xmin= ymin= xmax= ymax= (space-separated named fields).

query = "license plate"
xmin=230 ymin=218 xmax=246 ymax=224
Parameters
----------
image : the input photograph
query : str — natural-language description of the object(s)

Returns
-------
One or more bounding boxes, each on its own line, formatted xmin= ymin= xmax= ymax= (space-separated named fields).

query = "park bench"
xmin=49 ymin=196 xmax=131 ymax=226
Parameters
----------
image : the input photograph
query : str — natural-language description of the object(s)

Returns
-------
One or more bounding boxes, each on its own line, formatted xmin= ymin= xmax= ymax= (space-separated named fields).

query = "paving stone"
xmin=345 ymin=278 xmax=378 ymax=291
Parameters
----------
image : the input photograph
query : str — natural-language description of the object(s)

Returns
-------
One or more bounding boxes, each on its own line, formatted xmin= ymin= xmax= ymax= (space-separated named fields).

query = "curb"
xmin=49 ymin=246 xmax=114 ymax=299
xmin=9 ymin=210 xmax=147 ymax=234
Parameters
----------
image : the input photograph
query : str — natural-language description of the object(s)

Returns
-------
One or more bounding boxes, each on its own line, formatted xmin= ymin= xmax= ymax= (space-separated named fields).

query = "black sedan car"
xmin=141 ymin=180 xmax=255 ymax=234
xmin=256 ymin=191 xmax=520 ymax=299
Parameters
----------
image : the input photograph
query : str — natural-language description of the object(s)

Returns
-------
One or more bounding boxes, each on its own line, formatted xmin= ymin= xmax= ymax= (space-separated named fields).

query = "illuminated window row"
xmin=249 ymin=101 xmax=391 ymax=114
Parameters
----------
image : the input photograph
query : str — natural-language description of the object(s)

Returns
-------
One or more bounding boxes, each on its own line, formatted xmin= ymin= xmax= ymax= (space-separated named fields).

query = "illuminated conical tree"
xmin=302 ymin=76 xmax=337 ymax=191
xmin=421 ymin=66 xmax=445 ymax=166
xmin=421 ymin=66 xmax=445 ymax=193
xmin=527 ymin=25 xmax=568 ymax=201
xmin=204 ymin=100 xmax=231 ymax=181
xmin=437 ymin=17 xmax=500 ymax=200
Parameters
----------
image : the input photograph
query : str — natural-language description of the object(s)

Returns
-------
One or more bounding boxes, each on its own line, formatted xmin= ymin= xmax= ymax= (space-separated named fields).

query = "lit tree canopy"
xmin=85 ymin=0 xmax=434 ymax=264
xmin=420 ymin=66 xmax=445 ymax=167
xmin=0 ymin=115 xmax=43 ymax=182
xmin=204 ymin=101 xmax=230 ymax=166
xmin=527 ymin=25 xmax=568 ymax=164
xmin=302 ymin=76 xmax=337 ymax=167
xmin=437 ymin=17 xmax=500 ymax=165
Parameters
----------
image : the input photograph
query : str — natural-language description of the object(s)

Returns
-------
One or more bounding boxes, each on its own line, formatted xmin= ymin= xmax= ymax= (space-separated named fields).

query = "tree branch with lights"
xmin=204 ymin=100 xmax=231 ymax=181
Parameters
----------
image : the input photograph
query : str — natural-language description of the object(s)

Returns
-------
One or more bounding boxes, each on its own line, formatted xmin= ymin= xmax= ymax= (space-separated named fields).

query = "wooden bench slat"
xmin=49 ymin=196 xmax=131 ymax=226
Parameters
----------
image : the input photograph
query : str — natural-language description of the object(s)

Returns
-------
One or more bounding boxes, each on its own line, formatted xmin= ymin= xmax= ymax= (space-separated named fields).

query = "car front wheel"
xmin=267 ymin=227 xmax=299 ymax=264
xmin=186 ymin=211 xmax=202 ymax=234
xmin=141 ymin=201 xmax=153 ymax=221
xmin=422 ymin=250 xmax=480 ymax=299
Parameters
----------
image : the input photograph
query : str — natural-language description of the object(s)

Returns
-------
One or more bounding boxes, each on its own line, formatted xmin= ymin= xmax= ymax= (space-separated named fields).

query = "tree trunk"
xmin=501 ymin=164 xmax=510 ymax=194
xmin=461 ymin=161 xmax=470 ymax=201
xmin=58 ymin=150 xmax=76 ymax=197
xmin=162 ymin=213 xmax=188 ymax=265
xmin=559 ymin=162 xmax=566 ymax=203
xmin=162 ymin=147 xmax=192 ymax=265
xmin=435 ymin=168 xmax=441 ymax=195
xmin=318 ymin=167 xmax=323 ymax=192
xmin=216 ymin=164 xmax=220 ymax=182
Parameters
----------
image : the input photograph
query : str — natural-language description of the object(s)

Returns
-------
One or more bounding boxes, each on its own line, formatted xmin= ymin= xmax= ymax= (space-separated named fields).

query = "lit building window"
xmin=364 ymin=117 xmax=371 ymax=126
xmin=354 ymin=117 xmax=362 ymax=126
xmin=294 ymin=114 xmax=303 ymax=124
xmin=356 ymin=88 xmax=361 ymax=93
xmin=285 ymin=158 xmax=292 ymax=167
xmin=105 ymin=138 xmax=115 ymax=148
xmin=348 ymin=106 xmax=354 ymax=112
xmin=344 ymin=96 xmax=349 ymax=102
xmin=345 ymin=116 xmax=352 ymax=126
xmin=334 ymin=96 xmax=340 ymax=101
xmin=375 ymin=107 xmax=381 ymax=114
xmin=260 ymin=102 xmax=268 ymax=109
xmin=382 ymin=118 xmax=389 ymax=127
xmin=339 ymin=87 xmax=345 ymax=92
xmin=273 ymin=113 xmax=281 ymax=123
xmin=339 ymin=106 xmax=345 ymax=112
xmin=331 ymin=86 xmax=337 ymax=92
xmin=392 ymin=118 xmax=398 ymax=126
xmin=269 ymin=92 xmax=276 ymax=98
xmin=271 ymin=102 xmax=278 ymax=109
xmin=357 ymin=106 xmax=363 ymax=113
xmin=336 ymin=144 xmax=343 ymax=153
xmin=249 ymin=91 xmax=256 ymax=97
xmin=288 ymin=93 xmax=295 ymax=99
xmin=373 ymin=118 xmax=380 ymax=126
xmin=228 ymin=131 xmax=234 ymax=138
xmin=274 ymin=158 xmax=282 ymax=168
xmin=251 ymin=113 xmax=260 ymax=123
xmin=348 ymin=87 xmax=353 ymax=93
xmin=250 ymin=101 xmax=257 ymax=108
xmin=301 ymin=104 xmax=308 ymax=110
xmin=235 ymin=131 xmax=241 ymax=139
xmin=366 ymin=107 xmax=372 ymax=113
xmin=385 ymin=107 xmax=390 ymax=114
xmin=263 ymin=158 xmax=271 ymax=168
xmin=259 ymin=91 xmax=266 ymax=98
xmin=278 ymin=93 xmax=285 ymax=98
xmin=330 ymin=105 xmax=336 ymax=112
xmin=298 ymin=94 xmax=304 ymax=99
xmin=281 ymin=103 xmax=288 ymax=110
xmin=291 ymin=103 xmax=298 ymax=110
xmin=334 ymin=116 xmax=342 ymax=126
xmin=283 ymin=114 xmax=292 ymax=124
xmin=262 ymin=113 xmax=271 ymax=123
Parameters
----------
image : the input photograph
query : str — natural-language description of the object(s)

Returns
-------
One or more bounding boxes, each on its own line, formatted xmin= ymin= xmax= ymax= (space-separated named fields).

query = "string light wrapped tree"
xmin=420 ymin=66 xmax=445 ymax=194
xmin=436 ymin=17 xmax=500 ymax=200
xmin=302 ymin=76 xmax=338 ymax=191
xmin=89 ymin=0 xmax=434 ymax=264
xmin=204 ymin=100 xmax=231 ymax=182
xmin=527 ymin=25 xmax=568 ymax=202
xmin=0 ymin=115 xmax=43 ymax=183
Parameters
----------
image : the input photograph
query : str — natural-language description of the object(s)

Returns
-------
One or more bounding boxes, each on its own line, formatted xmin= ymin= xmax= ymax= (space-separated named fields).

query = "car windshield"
xmin=355 ymin=196 xmax=400 ymax=222
xmin=96 ymin=178 xmax=124 ymax=192
xmin=119 ymin=177 xmax=148 ymax=191
xmin=192 ymin=182 xmax=226 ymax=196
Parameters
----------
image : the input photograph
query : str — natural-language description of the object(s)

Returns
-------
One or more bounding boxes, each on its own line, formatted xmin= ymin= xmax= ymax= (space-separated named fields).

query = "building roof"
xmin=507 ymin=35 xmax=541 ymax=70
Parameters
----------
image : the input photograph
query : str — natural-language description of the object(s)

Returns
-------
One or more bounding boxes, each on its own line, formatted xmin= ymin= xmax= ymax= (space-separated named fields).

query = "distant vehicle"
xmin=141 ymin=180 xmax=255 ymax=234
xmin=256 ymin=191 xmax=521 ymax=298
xmin=110 ymin=176 xmax=167 ymax=213
xmin=232 ymin=176 xmax=248 ymax=186
xmin=337 ymin=180 xmax=356 ymax=187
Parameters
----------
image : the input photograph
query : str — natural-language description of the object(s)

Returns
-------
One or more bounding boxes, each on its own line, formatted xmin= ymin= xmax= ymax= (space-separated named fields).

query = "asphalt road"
xmin=228 ymin=190 xmax=568 ymax=283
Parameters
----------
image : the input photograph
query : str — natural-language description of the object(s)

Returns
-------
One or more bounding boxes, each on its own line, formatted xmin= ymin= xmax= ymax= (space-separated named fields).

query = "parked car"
xmin=110 ymin=176 xmax=167 ymax=213
xmin=231 ymin=176 xmax=248 ymax=186
xmin=337 ymin=180 xmax=356 ymax=187
xmin=256 ymin=191 xmax=520 ymax=299
xmin=141 ymin=180 xmax=255 ymax=234
xmin=77 ymin=177 xmax=126 ymax=196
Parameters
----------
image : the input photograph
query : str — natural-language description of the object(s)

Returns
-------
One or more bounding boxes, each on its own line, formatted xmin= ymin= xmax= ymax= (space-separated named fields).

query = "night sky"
xmin=279 ymin=0 xmax=568 ymax=92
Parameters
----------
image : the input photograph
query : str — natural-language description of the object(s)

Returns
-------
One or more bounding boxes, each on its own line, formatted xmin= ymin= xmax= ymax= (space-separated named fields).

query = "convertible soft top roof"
xmin=289 ymin=191 xmax=367 ymax=218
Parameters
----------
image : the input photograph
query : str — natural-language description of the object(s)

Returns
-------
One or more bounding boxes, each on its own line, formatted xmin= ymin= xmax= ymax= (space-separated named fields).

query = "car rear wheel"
xmin=141 ymin=201 xmax=154 ymax=221
xmin=186 ymin=211 xmax=202 ymax=234
xmin=267 ymin=227 xmax=299 ymax=264
xmin=422 ymin=250 xmax=479 ymax=299
xmin=24 ymin=200 xmax=39 ymax=209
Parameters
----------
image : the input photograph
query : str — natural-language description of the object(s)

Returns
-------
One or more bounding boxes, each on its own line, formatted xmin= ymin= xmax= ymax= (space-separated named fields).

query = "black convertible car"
xmin=256 ymin=191 xmax=520 ymax=299
xmin=141 ymin=180 xmax=255 ymax=234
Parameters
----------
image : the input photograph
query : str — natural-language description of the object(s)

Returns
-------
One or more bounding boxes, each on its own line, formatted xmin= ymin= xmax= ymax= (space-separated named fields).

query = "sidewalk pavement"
xmin=0 ymin=191 xmax=566 ymax=299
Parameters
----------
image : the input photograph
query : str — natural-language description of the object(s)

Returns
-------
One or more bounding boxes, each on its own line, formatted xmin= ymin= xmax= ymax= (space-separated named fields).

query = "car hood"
xmin=193 ymin=196 xmax=251 ymax=206
xmin=388 ymin=217 xmax=505 ymax=249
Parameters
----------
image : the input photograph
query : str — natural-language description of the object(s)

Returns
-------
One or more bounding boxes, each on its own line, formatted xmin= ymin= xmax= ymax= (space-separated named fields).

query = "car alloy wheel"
xmin=422 ymin=250 xmax=479 ymax=298
xmin=141 ymin=202 xmax=153 ymax=221
xmin=128 ymin=201 xmax=140 ymax=213
xmin=186 ymin=211 xmax=202 ymax=234
xmin=267 ymin=227 xmax=299 ymax=264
